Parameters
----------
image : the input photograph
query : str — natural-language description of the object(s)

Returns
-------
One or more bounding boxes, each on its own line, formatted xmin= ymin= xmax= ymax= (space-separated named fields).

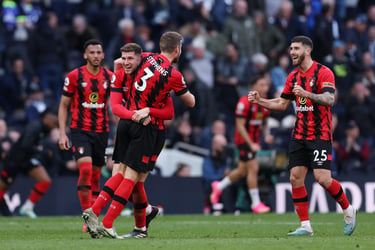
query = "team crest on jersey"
xmin=89 ymin=92 xmax=99 ymax=103
xmin=78 ymin=147 xmax=85 ymax=154
xmin=111 ymin=74 xmax=116 ymax=83
xmin=309 ymin=77 xmax=316 ymax=87
xmin=81 ymin=82 xmax=87 ymax=87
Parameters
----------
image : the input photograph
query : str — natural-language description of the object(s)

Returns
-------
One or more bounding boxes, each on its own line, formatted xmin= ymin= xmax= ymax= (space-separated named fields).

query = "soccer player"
xmin=58 ymin=39 xmax=115 ymax=232
xmin=84 ymin=31 xmax=195 ymax=239
xmin=83 ymin=43 xmax=174 ymax=239
xmin=248 ymin=36 xmax=357 ymax=236
xmin=0 ymin=109 xmax=57 ymax=218
xmin=210 ymin=76 xmax=271 ymax=214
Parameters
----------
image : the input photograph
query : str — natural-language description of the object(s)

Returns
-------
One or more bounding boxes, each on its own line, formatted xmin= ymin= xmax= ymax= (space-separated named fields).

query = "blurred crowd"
xmin=1 ymin=0 xmax=375 ymax=178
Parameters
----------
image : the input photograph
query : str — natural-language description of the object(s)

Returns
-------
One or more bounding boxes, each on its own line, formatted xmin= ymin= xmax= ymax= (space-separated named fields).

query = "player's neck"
xmin=160 ymin=52 xmax=174 ymax=64
xmin=299 ymin=58 xmax=314 ymax=72
xmin=86 ymin=64 xmax=101 ymax=75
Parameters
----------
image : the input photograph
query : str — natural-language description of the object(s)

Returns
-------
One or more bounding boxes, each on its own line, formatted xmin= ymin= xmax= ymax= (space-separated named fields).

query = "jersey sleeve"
xmin=149 ymin=95 xmax=174 ymax=120
xmin=171 ymin=70 xmax=188 ymax=96
xmin=110 ymin=91 xmax=135 ymax=120
xmin=62 ymin=70 xmax=78 ymax=97
xmin=235 ymin=96 xmax=250 ymax=118
xmin=280 ymin=72 xmax=296 ymax=100
xmin=320 ymin=67 xmax=336 ymax=93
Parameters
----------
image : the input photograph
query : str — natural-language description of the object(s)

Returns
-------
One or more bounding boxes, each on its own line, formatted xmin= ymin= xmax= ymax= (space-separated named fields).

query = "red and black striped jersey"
xmin=110 ymin=65 xmax=174 ymax=129
xmin=234 ymin=95 xmax=270 ymax=145
xmin=62 ymin=65 xmax=115 ymax=132
xmin=281 ymin=61 xmax=335 ymax=142
xmin=123 ymin=52 xmax=188 ymax=128
xmin=126 ymin=52 xmax=187 ymax=110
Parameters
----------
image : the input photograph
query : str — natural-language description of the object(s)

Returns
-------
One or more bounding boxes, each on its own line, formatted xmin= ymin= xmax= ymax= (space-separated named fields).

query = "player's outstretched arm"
xmin=248 ymin=91 xmax=291 ymax=112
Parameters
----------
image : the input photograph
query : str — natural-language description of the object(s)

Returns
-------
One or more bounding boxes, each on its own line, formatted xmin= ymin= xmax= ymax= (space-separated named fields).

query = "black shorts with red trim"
xmin=237 ymin=143 xmax=257 ymax=162
xmin=70 ymin=128 xmax=108 ymax=166
xmin=288 ymin=139 xmax=332 ymax=170
xmin=112 ymin=119 xmax=158 ymax=173
xmin=149 ymin=129 xmax=166 ymax=168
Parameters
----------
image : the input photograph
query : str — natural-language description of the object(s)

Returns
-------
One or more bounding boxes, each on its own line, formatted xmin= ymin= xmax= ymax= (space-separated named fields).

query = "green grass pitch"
xmin=1 ymin=212 xmax=374 ymax=250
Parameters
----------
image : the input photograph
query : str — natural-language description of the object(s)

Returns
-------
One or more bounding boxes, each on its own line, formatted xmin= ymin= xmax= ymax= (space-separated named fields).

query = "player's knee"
xmin=315 ymin=175 xmax=331 ymax=188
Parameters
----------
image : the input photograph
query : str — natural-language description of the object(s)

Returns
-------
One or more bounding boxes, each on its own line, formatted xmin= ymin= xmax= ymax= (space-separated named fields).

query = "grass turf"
xmin=0 ymin=212 xmax=373 ymax=250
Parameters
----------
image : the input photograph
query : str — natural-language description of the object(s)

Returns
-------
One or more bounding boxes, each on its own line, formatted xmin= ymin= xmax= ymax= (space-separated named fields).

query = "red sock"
xmin=92 ymin=173 xmax=123 ymax=216
xmin=0 ymin=190 xmax=6 ymax=202
xmin=77 ymin=162 xmax=92 ymax=211
xmin=133 ymin=182 xmax=147 ymax=228
xmin=326 ymin=179 xmax=350 ymax=210
xmin=102 ymin=178 xmax=135 ymax=228
xmin=29 ymin=180 xmax=51 ymax=203
xmin=91 ymin=170 xmax=102 ymax=205
xmin=292 ymin=186 xmax=309 ymax=222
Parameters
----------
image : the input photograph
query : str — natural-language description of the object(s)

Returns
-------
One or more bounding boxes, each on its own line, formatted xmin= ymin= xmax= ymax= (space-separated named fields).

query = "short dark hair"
xmin=120 ymin=43 xmax=143 ymax=55
xmin=159 ymin=31 xmax=183 ymax=53
xmin=83 ymin=39 xmax=103 ymax=51
xmin=291 ymin=36 xmax=313 ymax=50
xmin=249 ymin=75 xmax=264 ymax=86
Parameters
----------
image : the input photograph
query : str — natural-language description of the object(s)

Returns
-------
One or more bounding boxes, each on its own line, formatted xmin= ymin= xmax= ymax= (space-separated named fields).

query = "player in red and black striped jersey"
xmin=96 ymin=32 xmax=195 ymax=238
xmin=58 ymin=39 xmax=115 ymax=232
xmin=248 ymin=36 xmax=357 ymax=236
xmin=83 ymin=43 xmax=175 ymax=238
xmin=210 ymin=76 xmax=271 ymax=214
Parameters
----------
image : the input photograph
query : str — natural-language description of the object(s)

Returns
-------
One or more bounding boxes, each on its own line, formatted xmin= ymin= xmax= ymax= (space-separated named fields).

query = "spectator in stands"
xmin=28 ymin=11 xmax=68 ymax=100
xmin=110 ymin=0 xmax=147 ymax=29
xmin=253 ymin=10 xmax=286 ymax=67
xmin=167 ymin=116 xmax=197 ymax=149
xmin=345 ymin=14 xmax=369 ymax=54
xmin=214 ymin=43 xmax=248 ymax=135
xmin=344 ymin=81 xmax=375 ymax=143
xmin=0 ymin=57 xmax=37 ymax=123
xmin=221 ymin=0 xmax=261 ymax=60
xmin=199 ymin=119 xmax=227 ymax=150
xmin=202 ymin=134 xmax=232 ymax=214
xmin=242 ymin=53 xmax=269 ymax=96
xmin=0 ymin=109 xmax=57 ymax=218
xmin=336 ymin=120 xmax=370 ymax=173
xmin=187 ymin=36 xmax=214 ymax=90
xmin=205 ymin=21 xmax=227 ymax=58
xmin=64 ymin=14 xmax=100 ymax=70
xmin=271 ymin=0 xmax=309 ymax=48
xmin=323 ymin=40 xmax=354 ymax=104
xmin=270 ymin=53 xmax=291 ymax=94
xmin=172 ymin=66 xmax=217 ymax=133
xmin=105 ymin=18 xmax=146 ymax=68
xmin=345 ymin=32 xmax=364 ymax=78
xmin=312 ymin=2 xmax=343 ymax=62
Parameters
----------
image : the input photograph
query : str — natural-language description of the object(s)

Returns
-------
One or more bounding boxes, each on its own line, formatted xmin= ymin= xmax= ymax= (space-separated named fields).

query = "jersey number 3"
xmin=135 ymin=67 xmax=154 ymax=92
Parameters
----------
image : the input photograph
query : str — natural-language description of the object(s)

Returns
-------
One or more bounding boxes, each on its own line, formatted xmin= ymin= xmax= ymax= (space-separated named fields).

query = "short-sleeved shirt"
xmin=234 ymin=95 xmax=270 ymax=145
xmin=281 ymin=61 xmax=335 ymax=142
xmin=63 ymin=65 xmax=115 ymax=132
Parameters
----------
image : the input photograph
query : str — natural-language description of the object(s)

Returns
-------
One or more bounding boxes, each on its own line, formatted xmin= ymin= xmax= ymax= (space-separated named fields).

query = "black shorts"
xmin=288 ymin=139 xmax=332 ymax=170
xmin=1 ymin=155 xmax=43 ymax=185
xmin=237 ymin=143 xmax=256 ymax=162
xmin=112 ymin=119 xmax=158 ymax=173
xmin=70 ymin=128 xmax=108 ymax=166
xmin=149 ymin=129 xmax=166 ymax=168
